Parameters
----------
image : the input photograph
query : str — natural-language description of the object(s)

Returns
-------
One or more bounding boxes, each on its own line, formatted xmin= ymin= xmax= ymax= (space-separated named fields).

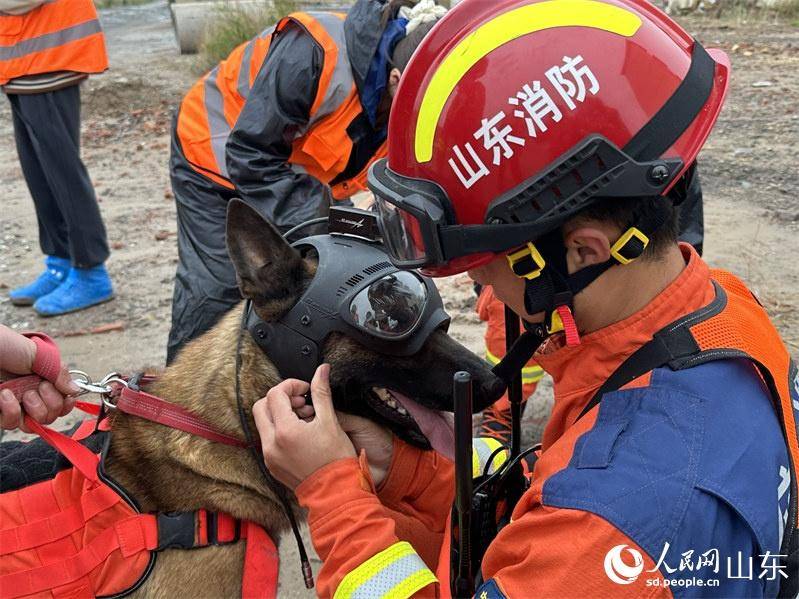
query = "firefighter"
xmin=166 ymin=0 xmax=447 ymax=363
xmin=254 ymin=0 xmax=799 ymax=596
xmin=2 ymin=0 xmax=114 ymax=316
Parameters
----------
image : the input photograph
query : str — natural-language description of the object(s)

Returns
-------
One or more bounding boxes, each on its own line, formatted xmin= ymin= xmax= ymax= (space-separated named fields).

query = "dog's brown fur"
xmin=97 ymin=200 xmax=503 ymax=597
xmin=106 ymin=305 xmax=289 ymax=598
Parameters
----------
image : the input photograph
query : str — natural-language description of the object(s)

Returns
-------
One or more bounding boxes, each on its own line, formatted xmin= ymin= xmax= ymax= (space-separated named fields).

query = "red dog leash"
xmin=115 ymin=386 xmax=248 ymax=447
xmin=0 ymin=333 xmax=248 ymax=448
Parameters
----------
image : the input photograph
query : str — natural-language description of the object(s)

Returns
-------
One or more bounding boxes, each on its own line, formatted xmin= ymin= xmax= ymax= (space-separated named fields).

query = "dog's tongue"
xmin=390 ymin=391 xmax=455 ymax=461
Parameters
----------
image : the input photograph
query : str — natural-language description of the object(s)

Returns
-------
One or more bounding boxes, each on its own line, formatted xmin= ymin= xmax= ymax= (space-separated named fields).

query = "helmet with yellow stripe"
xmin=368 ymin=0 xmax=729 ymax=281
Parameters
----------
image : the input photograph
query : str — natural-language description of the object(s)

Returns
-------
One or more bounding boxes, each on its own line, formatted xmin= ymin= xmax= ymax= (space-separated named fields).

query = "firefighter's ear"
xmin=226 ymin=199 xmax=306 ymax=314
xmin=563 ymin=225 xmax=612 ymax=274
xmin=388 ymin=68 xmax=401 ymax=97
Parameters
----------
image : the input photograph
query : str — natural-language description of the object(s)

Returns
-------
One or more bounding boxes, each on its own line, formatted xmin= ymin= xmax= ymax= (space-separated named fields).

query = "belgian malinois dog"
xmin=12 ymin=201 xmax=505 ymax=597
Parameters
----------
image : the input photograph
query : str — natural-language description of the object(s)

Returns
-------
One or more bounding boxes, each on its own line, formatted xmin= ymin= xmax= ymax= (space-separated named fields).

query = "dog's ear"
xmin=226 ymin=199 xmax=306 ymax=316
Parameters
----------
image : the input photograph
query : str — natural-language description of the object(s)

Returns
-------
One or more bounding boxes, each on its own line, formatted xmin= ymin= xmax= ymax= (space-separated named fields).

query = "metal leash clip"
xmin=69 ymin=370 xmax=128 ymax=411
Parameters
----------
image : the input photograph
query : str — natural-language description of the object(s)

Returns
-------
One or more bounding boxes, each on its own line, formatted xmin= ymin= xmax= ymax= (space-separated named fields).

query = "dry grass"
xmin=707 ymin=0 xmax=799 ymax=21
xmin=197 ymin=0 xmax=296 ymax=72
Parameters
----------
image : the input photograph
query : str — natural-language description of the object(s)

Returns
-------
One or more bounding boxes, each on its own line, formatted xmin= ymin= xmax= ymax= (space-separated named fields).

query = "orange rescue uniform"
xmin=295 ymin=246 xmax=798 ymax=597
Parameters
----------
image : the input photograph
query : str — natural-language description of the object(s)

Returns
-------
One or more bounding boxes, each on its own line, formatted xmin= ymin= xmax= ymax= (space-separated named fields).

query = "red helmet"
xmin=369 ymin=0 xmax=730 ymax=277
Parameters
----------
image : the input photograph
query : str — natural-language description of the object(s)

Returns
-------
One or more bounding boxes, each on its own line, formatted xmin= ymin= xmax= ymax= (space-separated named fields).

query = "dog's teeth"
xmin=397 ymin=406 xmax=408 ymax=416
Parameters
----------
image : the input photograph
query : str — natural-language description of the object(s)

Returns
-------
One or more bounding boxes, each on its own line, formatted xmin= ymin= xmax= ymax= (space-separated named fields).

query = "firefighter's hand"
xmin=254 ymin=364 xmax=356 ymax=490
xmin=0 ymin=326 xmax=79 ymax=431
xmin=280 ymin=373 xmax=394 ymax=485
xmin=336 ymin=412 xmax=393 ymax=486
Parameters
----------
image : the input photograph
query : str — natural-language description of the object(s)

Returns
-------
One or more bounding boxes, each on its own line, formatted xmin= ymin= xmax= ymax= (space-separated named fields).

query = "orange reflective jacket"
xmin=0 ymin=419 xmax=279 ymax=599
xmin=175 ymin=11 xmax=386 ymax=196
xmin=0 ymin=0 xmax=108 ymax=86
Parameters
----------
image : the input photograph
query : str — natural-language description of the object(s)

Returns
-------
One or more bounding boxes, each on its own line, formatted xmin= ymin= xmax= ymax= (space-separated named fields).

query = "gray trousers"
xmin=8 ymin=84 xmax=109 ymax=268
xmin=166 ymin=131 xmax=241 ymax=364
xmin=677 ymin=166 xmax=704 ymax=256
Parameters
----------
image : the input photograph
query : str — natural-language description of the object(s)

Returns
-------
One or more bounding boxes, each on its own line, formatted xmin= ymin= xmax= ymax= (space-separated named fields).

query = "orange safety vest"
xmin=0 ymin=419 xmax=279 ymax=599
xmin=439 ymin=269 xmax=799 ymax=597
xmin=175 ymin=11 xmax=387 ymax=197
xmin=0 ymin=0 xmax=108 ymax=86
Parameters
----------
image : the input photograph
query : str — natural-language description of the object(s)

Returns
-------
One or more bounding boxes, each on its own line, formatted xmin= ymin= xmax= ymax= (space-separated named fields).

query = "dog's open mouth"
xmin=368 ymin=387 xmax=455 ymax=461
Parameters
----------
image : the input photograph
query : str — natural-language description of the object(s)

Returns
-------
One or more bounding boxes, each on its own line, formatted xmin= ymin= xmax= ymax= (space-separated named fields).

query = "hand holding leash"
xmin=0 ymin=326 xmax=79 ymax=431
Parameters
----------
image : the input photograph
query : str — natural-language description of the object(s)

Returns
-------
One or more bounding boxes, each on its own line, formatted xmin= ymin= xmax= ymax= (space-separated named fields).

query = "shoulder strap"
xmin=575 ymin=280 xmax=727 ymax=422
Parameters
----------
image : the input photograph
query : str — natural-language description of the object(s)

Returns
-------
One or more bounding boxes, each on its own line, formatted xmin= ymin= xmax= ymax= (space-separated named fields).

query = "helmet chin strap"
xmin=496 ymin=197 xmax=673 ymax=380
xmin=521 ymin=228 xmax=582 ymax=347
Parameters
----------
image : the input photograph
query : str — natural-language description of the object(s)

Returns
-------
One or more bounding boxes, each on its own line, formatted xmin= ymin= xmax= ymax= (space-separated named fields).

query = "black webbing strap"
xmin=575 ymin=332 xmax=695 ymax=422
xmin=491 ymin=325 xmax=548 ymax=385
xmin=573 ymin=282 xmax=727 ymax=422
xmin=566 ymin=198 xmax=672 ymax=298
xmin=623 ymin=41 xmax=716 ymax=162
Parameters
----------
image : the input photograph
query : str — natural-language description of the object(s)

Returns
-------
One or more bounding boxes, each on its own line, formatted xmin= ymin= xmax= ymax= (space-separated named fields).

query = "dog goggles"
xmin=246 ymin=233 xmax=450 ymax=382
xmin=349 ymin=270 xmax=431 ymax=338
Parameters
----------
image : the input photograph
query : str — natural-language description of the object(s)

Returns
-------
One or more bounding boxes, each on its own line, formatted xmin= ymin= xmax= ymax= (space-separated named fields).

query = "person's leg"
xmin=6 ymin=94 xmax=70 ymax=305
xmin=166 ymin=132 xmax=242 ymax=364
xmin=9 ymin=95 xmax=71 ymax=260
xmin=39 ymin=85 xmax=109 ymax=268
xmin=12 ymin=85 xmax=114 ymax=315
xmin=676 ymin=165 xmax=704 ymax=256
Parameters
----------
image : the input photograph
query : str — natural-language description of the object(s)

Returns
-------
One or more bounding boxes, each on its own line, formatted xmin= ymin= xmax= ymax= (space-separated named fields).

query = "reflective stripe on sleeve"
xmin=333 ymin=541 xmax=437 ymax=599
xmin=472 ymin=437 xmax=508 ymax=478
xmin=307 ymin=11 xmax=354 ymax=123
xmin=203 ymin=66 xmax=230 ymax=178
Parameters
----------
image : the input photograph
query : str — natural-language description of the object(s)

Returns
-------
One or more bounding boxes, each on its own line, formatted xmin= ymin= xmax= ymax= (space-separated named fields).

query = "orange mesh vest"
xmin=175 ymin=11 xmax=387 ymax=197
xmin=0 ymin=0 xmax=108 ymax=86
xmin=0 ymin=419 xmax=279 ymax=598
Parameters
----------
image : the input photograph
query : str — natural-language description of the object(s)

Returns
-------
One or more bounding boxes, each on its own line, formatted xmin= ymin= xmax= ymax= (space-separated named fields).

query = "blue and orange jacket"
xmin=295 ymin=245 xmax=798 ymax=598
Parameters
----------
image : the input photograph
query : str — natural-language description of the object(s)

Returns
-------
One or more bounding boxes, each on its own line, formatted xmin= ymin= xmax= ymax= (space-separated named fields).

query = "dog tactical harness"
xmin=1 ymin=420 xmax=279 ymax=598
xmin=0 ymin=337 xmax=279 ymax=599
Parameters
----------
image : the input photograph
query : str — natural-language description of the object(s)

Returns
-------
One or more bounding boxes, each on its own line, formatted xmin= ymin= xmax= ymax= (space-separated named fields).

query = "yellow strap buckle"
xmin=547 ymin=310 xmax=564 ymax=334
xmin=610 ymin=227 xmax=649 ymax=265
xmin=506 ymin=243 xmax=546 ymax=279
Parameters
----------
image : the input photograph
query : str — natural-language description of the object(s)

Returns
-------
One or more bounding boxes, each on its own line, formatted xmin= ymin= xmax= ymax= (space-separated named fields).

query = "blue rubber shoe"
xmin=9 ymin=256 xmax=70 ymax=306
xmin=33 ymin=264 xmax=114 ymax=316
